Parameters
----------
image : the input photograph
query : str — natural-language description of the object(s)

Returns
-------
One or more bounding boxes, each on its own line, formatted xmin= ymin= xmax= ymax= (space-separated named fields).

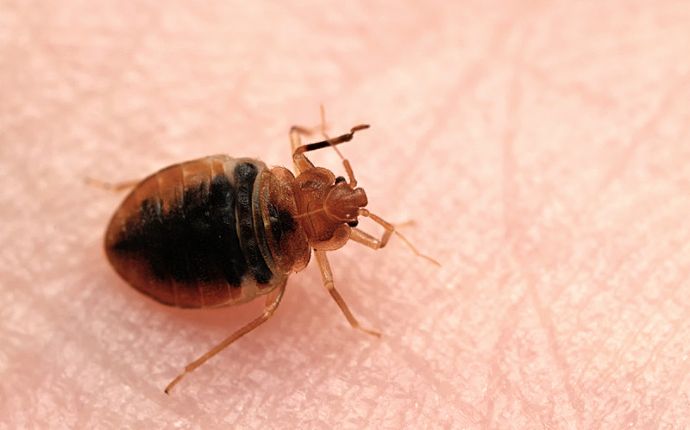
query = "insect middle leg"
xmin=164 ymin=283 xmax=287 ymax=394
xmin=313 ymin=249 xmax=381 ymax=338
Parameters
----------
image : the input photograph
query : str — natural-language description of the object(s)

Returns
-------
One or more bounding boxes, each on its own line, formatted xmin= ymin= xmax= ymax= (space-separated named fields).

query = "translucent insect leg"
xmin=313 ymin=249 xmax=381 ymax=338
xmin=84 ymin=177 xmax=140 ymax=192
xmin=290 ymin=108 xmax=368 ymax=179
xmin=289 ymin=125 xmax=315 ymax=173
xmin=164 ymin=282 xmax=287 ymax=394
xmin=352 ymin=210 xmax=441 ymax=267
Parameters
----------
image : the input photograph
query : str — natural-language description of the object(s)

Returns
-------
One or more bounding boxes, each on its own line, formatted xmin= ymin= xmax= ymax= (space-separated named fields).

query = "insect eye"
xmin=347 ymin=220 xmax=359 ymax=228
xmin=335 ymin=176 xmax=346 ymax=184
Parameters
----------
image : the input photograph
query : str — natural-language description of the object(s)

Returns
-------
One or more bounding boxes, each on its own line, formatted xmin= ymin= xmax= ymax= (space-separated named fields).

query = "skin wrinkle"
xmin=493 ymin=21 xmax=587 ymax=427
xmin=406 ymin=28 xmax=518 ymax=307
xmin=481 ymin=284 xmax=528 ymax=428
xmin=577 ymin=76 xmax=690 ymax=221
xmin=597 ymin=240 xmax=690 ymax=376
xmin=587 ymin=269 xmax=689 ymax=420
xmin=649 ymin=328 xmax=690 ymax=426
xmin=276 ymin=1 xmax=430 ymax=85
xmin=634 ymin=311 xmax=685 ymax=383
xmin=508 ymin=378 xmax=545 ymax=425
xmin=392 ymin=19 xmax=516 ymax=186
xmin=377 ymin=18 xmax=518 ymax=315
xmin=574 ymin=212 xmax=690 ymax=386
xmin=385 ymin=325 xmax=483 ymax=423
xmin=533 ymin=92 xmax=686 ymax=255
xmin=532 ymin=30 xmax=686 ymax=78
xmin=486 ymin=26 xmax=564 ymax=428
xmin=523 ymin=63 xmax=618 ymax=109
xmin=552 ymin=204 xmax=688 ymax=416
xmin=495 ymin=81 xmax=690 ymax=421
xmin=4 ymin=283 xmax=207 ymax=427
xmin=526 ymin=275 xmax=584 ymax=423
xmin=2 ymin=4 xmax=159 ymax=134
xmin=587 ymin=250 xmax=690 ymax=400
xmin=500 ymin=70 xmax=521 ymax=242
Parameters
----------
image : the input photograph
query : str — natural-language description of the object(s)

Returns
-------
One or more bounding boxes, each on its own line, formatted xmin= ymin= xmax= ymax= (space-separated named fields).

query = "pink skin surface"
xmin=2 ymin=1 xmax=690 ymax=428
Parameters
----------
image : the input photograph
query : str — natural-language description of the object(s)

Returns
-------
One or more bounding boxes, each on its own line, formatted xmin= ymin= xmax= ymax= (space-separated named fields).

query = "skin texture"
xmin=1 ymin=1 xmax=689 ymax=428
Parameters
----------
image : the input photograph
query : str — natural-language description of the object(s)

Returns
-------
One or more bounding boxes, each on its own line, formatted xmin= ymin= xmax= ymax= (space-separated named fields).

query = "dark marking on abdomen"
xmin=111 ymin=173 xmax=248 ymax=288
xmin=234 ymin=162 xmax=272 ymax=284
xmin=268 ymin=202 xmax=296 ymax=243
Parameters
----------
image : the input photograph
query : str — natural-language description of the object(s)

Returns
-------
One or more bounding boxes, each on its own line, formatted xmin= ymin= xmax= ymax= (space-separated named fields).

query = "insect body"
xmin=106 ymin=156 xmax=307 ymax=308
xmin=103 ymin=117 xmax=437 ymax=394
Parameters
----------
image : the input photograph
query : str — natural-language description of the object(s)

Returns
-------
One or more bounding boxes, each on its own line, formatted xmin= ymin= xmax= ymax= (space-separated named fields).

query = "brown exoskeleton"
xmin=99 ymin=108 xmax=438 ymax=394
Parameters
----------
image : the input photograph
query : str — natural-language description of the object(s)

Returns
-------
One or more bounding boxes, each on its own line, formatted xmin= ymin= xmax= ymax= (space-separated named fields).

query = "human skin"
xmin=2 ymin=0 xmax=690 ymax=428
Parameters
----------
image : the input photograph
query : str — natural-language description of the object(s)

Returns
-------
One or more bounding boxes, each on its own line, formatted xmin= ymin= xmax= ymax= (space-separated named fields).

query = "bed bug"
xmin=98 ymin=110 xmax=438 ymax=394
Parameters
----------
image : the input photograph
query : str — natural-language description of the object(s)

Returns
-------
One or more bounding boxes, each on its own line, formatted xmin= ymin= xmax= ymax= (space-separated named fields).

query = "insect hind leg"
xmin=164 ymin=283 xmax=286 ymax=394
xmin=84 ymin=177 xmax=140 ymax=192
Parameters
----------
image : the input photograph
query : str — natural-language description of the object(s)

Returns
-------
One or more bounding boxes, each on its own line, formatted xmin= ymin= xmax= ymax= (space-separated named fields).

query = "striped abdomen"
xmin=105 ymin=155 xmax=293 ymax=308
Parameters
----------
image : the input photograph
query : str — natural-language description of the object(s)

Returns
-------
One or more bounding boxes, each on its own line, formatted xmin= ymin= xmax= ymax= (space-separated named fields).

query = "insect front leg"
xmin=289 ymin=126 xmax=316 ymax=173
xmin=349 ymin=227 xmax=392 ymax=251
xmin=289 ymin=105 xmax=330 ymax=173
xmin=292 ymin=124 xmax=369 ymax=179
xmin=313 ymin=250 xmax=381 ymax=338
xmin=289 ymin=107 xmax=369 ymax=180
xmin=164 ymin=282 xmax=287 ymax=394
xmin=353 ymin=210 xmax=441 ymax=267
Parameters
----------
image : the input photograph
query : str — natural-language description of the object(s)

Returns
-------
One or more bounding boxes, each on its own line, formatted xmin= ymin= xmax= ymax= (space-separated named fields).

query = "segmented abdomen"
xmin=105 ymin=155 xmax=285 ymax=308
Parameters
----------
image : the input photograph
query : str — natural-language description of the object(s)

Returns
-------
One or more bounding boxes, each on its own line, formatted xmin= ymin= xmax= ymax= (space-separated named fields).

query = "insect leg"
xmin=289 ymin=126 xmax=315 ymax=173
xmin=349 ymin=216 xmax=394 ymax=249
xmin=164 ymin=282 xmax=287 ymax=394
xmin=289 ymin=105 xmax=330 ymax=173
xmin=84 ymin=177 xmax=140 ymax=192
xmin=353 ymin=210 xmax=441 ymax=267
xmin=292 ymin=125 xmax=368 ymax=185
xmin=313 ymin=249 xmax=381 ymax=338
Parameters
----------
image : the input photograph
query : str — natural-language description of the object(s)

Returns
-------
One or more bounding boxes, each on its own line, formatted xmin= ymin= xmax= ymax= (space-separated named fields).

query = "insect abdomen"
xmin=105 ymin=155 xmax=285 ymax=308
